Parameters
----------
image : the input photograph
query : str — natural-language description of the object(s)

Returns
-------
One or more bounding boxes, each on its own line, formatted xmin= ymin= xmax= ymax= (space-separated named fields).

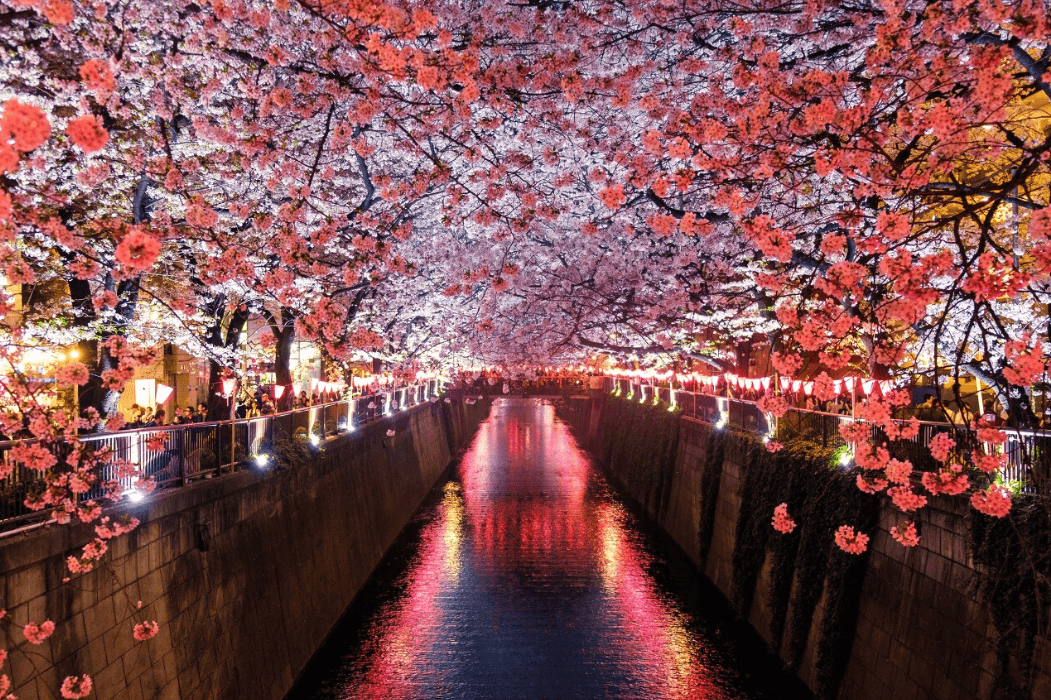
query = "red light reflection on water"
xmin=339 ymin=399 xmax=730 ymax=699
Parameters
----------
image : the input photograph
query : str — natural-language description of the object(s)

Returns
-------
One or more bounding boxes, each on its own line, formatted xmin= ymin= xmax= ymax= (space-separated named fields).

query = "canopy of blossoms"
xmin=0 ymin=0 xmax=1049 ymax=695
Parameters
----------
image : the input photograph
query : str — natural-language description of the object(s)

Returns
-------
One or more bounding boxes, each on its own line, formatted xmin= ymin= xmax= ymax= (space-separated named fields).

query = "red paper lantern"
xmin=155 ymin=384 xmax=173 ymax=405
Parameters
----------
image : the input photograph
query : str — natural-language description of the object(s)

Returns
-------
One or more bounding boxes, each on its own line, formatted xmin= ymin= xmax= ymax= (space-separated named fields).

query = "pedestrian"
xmin=193 ymin=403 xmax=208 ymax=422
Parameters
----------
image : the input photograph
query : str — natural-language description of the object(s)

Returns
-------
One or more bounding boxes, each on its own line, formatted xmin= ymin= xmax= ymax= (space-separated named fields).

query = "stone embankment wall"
xmin=559 ymin=394 xmax=1051 ymax=700
xmin=0 ymin=398 xmax=491 ymax=700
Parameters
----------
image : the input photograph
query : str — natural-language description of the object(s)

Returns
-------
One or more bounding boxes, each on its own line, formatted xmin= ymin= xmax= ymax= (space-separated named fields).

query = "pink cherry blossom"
xmin=834 ymin=525 xmax=869 ymax=555
xmin=970 ymin=486 xmax=1012 ymax=518
xmin=771 ymin=503 xmax=796 ymax=534
xmin=891 ymin=521 xmax=920 ymax=547
xmin=132 ymin=621 xmax=159 ymax=642
xmin=59 ymin=674 xmax=92 ymax=699
xmin=23 ymin=620 xmax=55 ymax=645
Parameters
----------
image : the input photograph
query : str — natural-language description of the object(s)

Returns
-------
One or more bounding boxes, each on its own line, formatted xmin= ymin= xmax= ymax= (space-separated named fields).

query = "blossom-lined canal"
xmin=288 ymin=398 xmax=808 ymax=700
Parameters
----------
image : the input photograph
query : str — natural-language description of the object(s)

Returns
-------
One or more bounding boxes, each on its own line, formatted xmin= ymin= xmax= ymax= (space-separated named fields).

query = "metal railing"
xmin=0 ymin=380 xmax=441 ymax=528
xmin=604 ymin=377 xmax=1048 ymax=493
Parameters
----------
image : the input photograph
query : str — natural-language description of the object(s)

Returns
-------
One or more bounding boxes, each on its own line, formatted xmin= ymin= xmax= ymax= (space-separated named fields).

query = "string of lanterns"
xmin=607 ymin=369 xmax=895 ymax=397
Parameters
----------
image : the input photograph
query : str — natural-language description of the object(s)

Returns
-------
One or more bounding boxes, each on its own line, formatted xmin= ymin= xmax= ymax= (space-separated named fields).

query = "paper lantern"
xmin=761 ymin=377 xmax=771 ymax=391
xmin=833 ymin=379 xmax=843 ymax=395
xmin=221 ymin=378 xmax=236 ymax=396
xmin=310 ymin=378 xmax=319 ymax=393
xmin=803 ymin=381 xmax=814 ymax=396
xmin=792 ymin=380 xmax=802 ymax=393
xmin=862 ymin=379 xmax=875 ymax=395
xmin=844 ymin=377 xmax=856 ymax=392
xmin=879 ymin=380 xmax=893 ymax=396
xmin=155 ymin=384 xmax=173 ymax=405
xmin=274 ymin=385 xmax=286 ymax=399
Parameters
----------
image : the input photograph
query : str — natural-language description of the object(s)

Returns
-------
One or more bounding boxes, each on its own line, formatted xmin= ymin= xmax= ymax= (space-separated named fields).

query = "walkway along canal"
xmin=287 ymin=397 xmax=809 ymax=700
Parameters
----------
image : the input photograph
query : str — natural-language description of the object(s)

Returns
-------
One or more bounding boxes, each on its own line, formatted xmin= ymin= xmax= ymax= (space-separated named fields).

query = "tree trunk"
xmin=205 ymin=304 xmax=249 ymax=421
xmin=273 ymin=309 xmax=296 ymax=411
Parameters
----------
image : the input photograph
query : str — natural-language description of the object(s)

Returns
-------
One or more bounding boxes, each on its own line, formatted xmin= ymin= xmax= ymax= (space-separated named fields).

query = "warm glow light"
xmin=221 ymin=378 xmax=236 ymax=396
xmin=274 ymin=385 xmax=285 ymax=399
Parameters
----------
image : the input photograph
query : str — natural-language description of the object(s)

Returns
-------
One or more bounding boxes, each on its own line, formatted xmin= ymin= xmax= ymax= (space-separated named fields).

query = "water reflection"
xmin=289 ymin=398 xmax=807 ymax=700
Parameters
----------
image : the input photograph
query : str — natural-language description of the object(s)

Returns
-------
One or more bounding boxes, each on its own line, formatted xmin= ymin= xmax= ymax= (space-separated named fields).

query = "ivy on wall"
xmin=594 ymin=396 xmax=681 ymax=518
xmin=971 ymin=496 xmax=1051 ymax=696
xmin=728 ymin=431 xmax=878 ymax=700
xmin=694 ymin=421 xmax=727 ymax=569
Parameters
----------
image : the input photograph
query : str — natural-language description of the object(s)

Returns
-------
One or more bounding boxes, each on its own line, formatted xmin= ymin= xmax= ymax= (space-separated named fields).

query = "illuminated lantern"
xmin=879 ymin=380 xmax=894 ymax=396
xmin=310 ymin=378 xmax=319 ymax=393
xmin=803 ymin=382 xmax=814 ymax=396
xmin=833 ymin=380 xmax=843 ymax=395
xmin=274 ymin=385 xmax=286 ymax=399
xmin=862 ymin=379 xmax=876 ymax=395
xmin=844 ymin=377 xmax=856 ymax=392
xmin=155 ymin=384 xmax=174 ymax=405
xmin=221 ymin=378 xmax=236 ymax=396
xmin=792 ymin=380 xmax=802 ymax=394
xmin=760 ymin=377 xmax=771 ymax=391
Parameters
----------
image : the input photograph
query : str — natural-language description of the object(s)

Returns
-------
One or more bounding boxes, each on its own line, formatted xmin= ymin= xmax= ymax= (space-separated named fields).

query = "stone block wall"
xmin=0 ymin=398 xmax=492 ymax=700
xmin=575 ymin=395 xmax=1050 ymax=700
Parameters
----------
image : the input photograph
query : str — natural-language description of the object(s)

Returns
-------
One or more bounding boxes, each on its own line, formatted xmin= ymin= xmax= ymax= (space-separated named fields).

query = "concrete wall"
xmin=572 ymin=395 xmax=1050 ymax=700
xmin=0 ymin=397 xmax=491 ymax=700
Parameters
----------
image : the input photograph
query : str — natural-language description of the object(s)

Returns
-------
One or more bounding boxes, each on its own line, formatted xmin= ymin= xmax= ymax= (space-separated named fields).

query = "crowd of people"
xmin=117 ymin=386 xmax=347 ymax=428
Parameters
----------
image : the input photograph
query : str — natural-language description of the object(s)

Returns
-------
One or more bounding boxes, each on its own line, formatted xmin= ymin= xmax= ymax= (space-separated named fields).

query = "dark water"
xmin=287 ymin=398 xmax=810 ymax=700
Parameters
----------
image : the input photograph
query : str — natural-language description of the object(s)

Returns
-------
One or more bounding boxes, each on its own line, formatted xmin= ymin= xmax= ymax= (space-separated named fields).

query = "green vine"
xmin=695 ymin=421 xmax=727 ymax=569
xmin=970 ymin=495 xmax=1051 ymax=696
xmin=729 ymin=430 xmax=878 ymax=700
xmin=594 ymin=396 xmax=680 ymax=518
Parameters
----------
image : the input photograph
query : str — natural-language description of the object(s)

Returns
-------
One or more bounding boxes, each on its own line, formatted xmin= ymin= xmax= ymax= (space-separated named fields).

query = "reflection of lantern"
xmin=274 ymin=385 xmax=285 ymax=399
xmin=155 ymin=384 xmax=174 ymax=405
xmin=222 ymin=378 xmax=236 ymax=396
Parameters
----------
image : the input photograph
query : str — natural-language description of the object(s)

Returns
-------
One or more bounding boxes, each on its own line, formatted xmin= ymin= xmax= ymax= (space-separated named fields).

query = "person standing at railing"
xmin=193 ymin=403 xmax=207 ymax=423
xmin=144 ymin=409 xmax=165 ymax=427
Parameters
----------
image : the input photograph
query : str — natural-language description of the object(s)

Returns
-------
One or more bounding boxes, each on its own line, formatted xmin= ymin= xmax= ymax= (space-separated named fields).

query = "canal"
xmin=287 ymin=398 xmax=811 ymax=700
